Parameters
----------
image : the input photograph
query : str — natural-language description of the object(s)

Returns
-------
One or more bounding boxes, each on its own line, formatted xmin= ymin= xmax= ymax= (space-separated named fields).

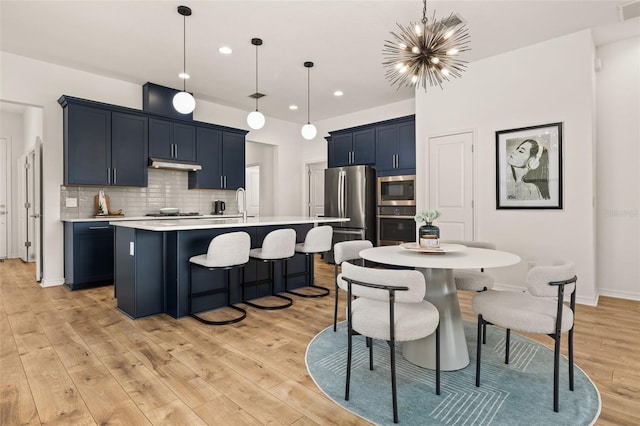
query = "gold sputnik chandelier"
xmin=383 ymin=0 xmax=470 ymax=90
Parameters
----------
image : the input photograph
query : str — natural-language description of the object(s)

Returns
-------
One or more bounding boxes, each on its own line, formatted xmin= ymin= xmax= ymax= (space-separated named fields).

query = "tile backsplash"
xmin=61 ymin=169 xmax=240 ymax=219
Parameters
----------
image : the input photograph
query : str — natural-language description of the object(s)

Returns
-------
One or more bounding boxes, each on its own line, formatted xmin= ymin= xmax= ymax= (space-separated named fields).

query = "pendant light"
xmin=173 ymin=5 xmax=196 ymax=114
xmin=301 ymin=61 xmax=317 ymax=140
xmin=246 ymin=38 xmax=265 ymax=130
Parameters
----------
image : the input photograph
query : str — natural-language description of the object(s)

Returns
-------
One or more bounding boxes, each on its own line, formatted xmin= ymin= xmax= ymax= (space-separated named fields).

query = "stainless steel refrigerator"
xmin=323 ymin=165 xmax=376 ymax=263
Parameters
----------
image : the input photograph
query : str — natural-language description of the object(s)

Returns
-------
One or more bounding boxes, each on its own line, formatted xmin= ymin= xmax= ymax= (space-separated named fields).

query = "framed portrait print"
xmin=496 ymin=122 xmax=563 ymax=209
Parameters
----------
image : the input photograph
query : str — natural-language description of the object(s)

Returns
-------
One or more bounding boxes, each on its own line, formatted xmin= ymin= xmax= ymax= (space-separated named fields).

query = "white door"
xmin=428 ymin=132 xmax=474 ymax=240
xmin=245 ymin=165 xmax=260 ymax=217
xmin=0 ymin=138 xmax=8 ymax=259
xmin=307 ymin=161 xmax=326 ymax=217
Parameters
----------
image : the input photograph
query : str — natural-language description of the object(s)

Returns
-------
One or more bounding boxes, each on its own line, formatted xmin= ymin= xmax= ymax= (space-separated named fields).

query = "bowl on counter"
xmin=159 ymin=207 xmax=179 ymax=215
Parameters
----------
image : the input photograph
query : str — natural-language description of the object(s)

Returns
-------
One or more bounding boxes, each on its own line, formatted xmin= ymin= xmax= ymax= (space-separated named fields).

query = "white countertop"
xmin=61 ymin=214 xmax=249 ymax=223
xmin=108 ymin=216 xmax=347 ymax=231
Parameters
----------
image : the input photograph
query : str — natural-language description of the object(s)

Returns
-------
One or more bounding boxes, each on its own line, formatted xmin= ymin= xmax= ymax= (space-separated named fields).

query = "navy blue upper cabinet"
xmin=60 ymin=98 xmax=148 ymax=186
xmin=149 ymin=118 xmax=196 ymax=162
xmin=375 ymin=117 xmax=416 ymax=175
xmin=111 ymin=112 xmax=148 ymax=186
xmin=327 ymin=128 xmax=375 ymax=168
xmin=189 ymin=128 xmax=246 ymax=190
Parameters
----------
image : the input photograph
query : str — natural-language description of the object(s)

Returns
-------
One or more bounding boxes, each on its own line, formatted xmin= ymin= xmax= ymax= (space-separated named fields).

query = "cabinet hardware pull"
xmin=174 ymin=144 xmax=178 ymax=158
xmin=89 ymin=226 xmax=110 ymax=230
xmin=107 ymin=168 xmax=111 ymax=184
xmin=113 ymin=168 xmax=117 ymax=184
xmin=223 ymin=176 xmax=227 ymax=188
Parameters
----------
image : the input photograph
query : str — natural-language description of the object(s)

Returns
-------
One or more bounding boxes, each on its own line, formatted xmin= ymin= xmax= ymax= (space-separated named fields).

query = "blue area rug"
xmin=306 ymin=321 xmax=600 ymax=425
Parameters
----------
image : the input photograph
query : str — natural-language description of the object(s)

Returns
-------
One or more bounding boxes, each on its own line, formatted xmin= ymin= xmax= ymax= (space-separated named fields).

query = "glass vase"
xmin=419 ymin=222 xmax=440 ymax=248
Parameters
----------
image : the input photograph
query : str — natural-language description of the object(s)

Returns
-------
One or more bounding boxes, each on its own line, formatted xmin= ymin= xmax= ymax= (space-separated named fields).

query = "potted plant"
xmin=415 ymin=209 xmax=440 ymax=248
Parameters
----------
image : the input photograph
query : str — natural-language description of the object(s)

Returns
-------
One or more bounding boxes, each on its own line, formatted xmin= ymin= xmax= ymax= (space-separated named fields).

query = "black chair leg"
xmin=476 ymin=314 xmax=482 ymax=387
xmin=345 ymin=320 xmax=352 ymax=401
xmin=368 ymin=338 xmax=373 ymax=370
xmin=505 ymin=329 xmax=511 ymax=364
xmin=435 ymin=323 xmax=441 ymax=395
xmin=553 ymin=333 xmax=560 ymax=412
xmin=390 ymin=339 xmax=398 ymax=424
xmin=569 ymin=327 xmax=575 ymax=391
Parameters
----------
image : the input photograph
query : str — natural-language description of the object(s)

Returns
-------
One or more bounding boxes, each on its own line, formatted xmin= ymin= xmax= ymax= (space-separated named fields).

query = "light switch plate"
xmin=66 ymin=197 xmax=78 ymax=207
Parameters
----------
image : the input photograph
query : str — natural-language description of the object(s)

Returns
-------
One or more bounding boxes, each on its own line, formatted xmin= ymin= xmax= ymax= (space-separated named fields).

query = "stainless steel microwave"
xmin=377 ymin=175 xmax=416 ymax=206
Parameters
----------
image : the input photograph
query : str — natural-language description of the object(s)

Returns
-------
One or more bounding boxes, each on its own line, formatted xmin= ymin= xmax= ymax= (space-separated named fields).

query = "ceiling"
xmin=1 ymin=1 xmax=637 ymax=123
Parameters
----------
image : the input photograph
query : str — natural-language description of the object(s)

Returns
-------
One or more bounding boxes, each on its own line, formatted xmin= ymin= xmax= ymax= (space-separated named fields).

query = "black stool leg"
xmin=243 ymin=260 xmax=293 ymax=310
xmin=190 ymin=265 xmax=247 ymax=326
xmin=285 ymin=253 xmax=330 ymax=298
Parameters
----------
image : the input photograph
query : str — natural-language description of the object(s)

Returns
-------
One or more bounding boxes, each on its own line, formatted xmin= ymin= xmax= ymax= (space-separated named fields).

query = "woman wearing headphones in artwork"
xmin=506 ymin=139 xmax=550 ymax=200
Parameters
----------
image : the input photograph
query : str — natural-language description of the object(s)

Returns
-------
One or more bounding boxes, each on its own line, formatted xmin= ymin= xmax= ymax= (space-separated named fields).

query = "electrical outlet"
xmin=66 ymin=197 xmax=78 ymax=208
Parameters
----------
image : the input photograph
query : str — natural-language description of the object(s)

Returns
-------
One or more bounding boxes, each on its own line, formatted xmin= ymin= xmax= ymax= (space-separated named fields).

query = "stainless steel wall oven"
xmin=377 ymin=206 xmax=416 ymax=246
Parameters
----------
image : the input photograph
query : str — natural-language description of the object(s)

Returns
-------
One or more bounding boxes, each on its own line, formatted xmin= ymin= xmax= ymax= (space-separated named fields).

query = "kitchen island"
xmin=110 ymin=216 xmax=347 ymax=319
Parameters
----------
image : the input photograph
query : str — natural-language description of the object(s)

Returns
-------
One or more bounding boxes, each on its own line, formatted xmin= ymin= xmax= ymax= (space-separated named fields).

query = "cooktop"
xmin=145 ymin=212 xmax=202 ymax=217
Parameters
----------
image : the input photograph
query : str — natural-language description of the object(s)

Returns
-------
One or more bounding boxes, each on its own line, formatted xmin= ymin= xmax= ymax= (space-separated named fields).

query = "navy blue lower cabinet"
xmin=63 ymin=221 xmax=114 ymax=290
xmin=113 ymin=224 xmax=315 ymax=319
xmin=114 ymin=227 xmax=164 ymax=318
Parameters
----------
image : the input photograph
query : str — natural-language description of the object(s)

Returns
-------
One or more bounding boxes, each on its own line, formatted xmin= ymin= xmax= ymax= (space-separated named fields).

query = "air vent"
xmin=443 ymin=13 xmax=464 ymax=27
xmin=249 ymin=92 xmax=266 ymax=99
xmin=619 ymin=0 xmax=640 ymax=21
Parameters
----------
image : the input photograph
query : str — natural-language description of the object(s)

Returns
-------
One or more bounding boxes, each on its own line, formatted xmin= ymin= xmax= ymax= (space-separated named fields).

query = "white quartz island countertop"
xmin=108 ymin=216 xmax=348 ymax=231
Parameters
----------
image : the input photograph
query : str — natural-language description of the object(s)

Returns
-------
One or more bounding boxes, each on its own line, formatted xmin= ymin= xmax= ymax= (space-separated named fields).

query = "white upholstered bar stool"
xmin=333 ymin=240 xmax=373 ymax=331
xmin=242 ymin=228 xmax=296 ymax=310
xmin=188 ymin=231 xmax=251 ymax=325
xmin=285 ymin=225 xmax=333 ymax=298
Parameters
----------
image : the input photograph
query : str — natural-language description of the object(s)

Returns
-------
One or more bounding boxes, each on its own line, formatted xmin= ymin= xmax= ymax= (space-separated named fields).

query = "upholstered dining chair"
xmin=341 ymin=261 xmax=441 ymax=424
xmin=285 ymin=225 xmax=333 ymax=298
xmin=332 ymin=240 xmax=373 ymax=331
xmin=441 ymin=239 xmax=496 ymax=344
xmin=188 ymin=231 xmax=251 ymax=325
xmin=440 ymin=240 xmax=496 ymax=292
xmin=472 ymin=261 xmax=577 ymax=412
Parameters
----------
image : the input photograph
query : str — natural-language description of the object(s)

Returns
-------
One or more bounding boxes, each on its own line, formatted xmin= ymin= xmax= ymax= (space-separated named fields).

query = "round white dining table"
xmin=360 ymin=244 xmax=521 ymax=371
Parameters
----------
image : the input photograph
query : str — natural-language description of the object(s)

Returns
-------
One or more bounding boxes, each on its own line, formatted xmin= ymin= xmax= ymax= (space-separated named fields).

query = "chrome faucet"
xmin=236 ymin=187 xmax=247 ymax=221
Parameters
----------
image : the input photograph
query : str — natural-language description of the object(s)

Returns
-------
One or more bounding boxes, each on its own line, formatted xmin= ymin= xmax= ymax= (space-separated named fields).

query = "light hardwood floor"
xmin=1 ymin=258 xmax=638 ymax=425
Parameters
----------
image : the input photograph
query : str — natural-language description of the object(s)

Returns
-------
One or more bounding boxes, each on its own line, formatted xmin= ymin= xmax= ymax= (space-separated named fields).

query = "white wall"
xmin=416 ymin=30 xmax=599 ymax=305
xmin=595 ymin=35 xmax=640 ymax=300
xmin=0 ymin=51 xmax=307 ymax=286
xmin=0 ymin=111 xmax=23 ymax=258
xmin=245 ymin=140 xmax=275 ymax=216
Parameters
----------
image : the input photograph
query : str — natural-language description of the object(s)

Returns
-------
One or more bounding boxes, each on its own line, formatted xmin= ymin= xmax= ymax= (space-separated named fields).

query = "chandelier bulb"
xmin=430 ymin=57 xmax=440 ymax=64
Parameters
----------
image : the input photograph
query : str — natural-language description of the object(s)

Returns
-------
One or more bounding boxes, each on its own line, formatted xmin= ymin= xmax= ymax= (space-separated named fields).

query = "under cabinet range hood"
xmin=148 ymin=157 xmax=202 ymax=171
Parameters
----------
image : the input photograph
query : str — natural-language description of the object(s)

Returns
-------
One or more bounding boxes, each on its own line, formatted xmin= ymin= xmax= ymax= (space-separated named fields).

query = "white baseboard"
xmin=40 ymin=278 xmax=64 ymax=287
xmin=598 ymin=289 xmax=640 ymax=302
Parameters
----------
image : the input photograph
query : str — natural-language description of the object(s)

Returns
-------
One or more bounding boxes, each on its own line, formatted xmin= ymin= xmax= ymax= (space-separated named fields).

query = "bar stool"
xmin=188 ymin=231 xmax=251 ymax=325
xmin=285 ymin=225 xmax=333 ymax=298
xmin=333 ymin=239 xmax=374 ymax=331
xmin=242 ymin=228 xmax=295 ymax=310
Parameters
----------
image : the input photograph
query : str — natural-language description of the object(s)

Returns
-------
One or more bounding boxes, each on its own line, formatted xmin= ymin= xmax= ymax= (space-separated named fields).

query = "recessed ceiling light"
xmin=289 ymin=105 xmax=298 ymax=110
xmin=218 ymin=46 xmax=232 ymax=55
xmin=334 ymin=90 xmax=344 ymax=97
